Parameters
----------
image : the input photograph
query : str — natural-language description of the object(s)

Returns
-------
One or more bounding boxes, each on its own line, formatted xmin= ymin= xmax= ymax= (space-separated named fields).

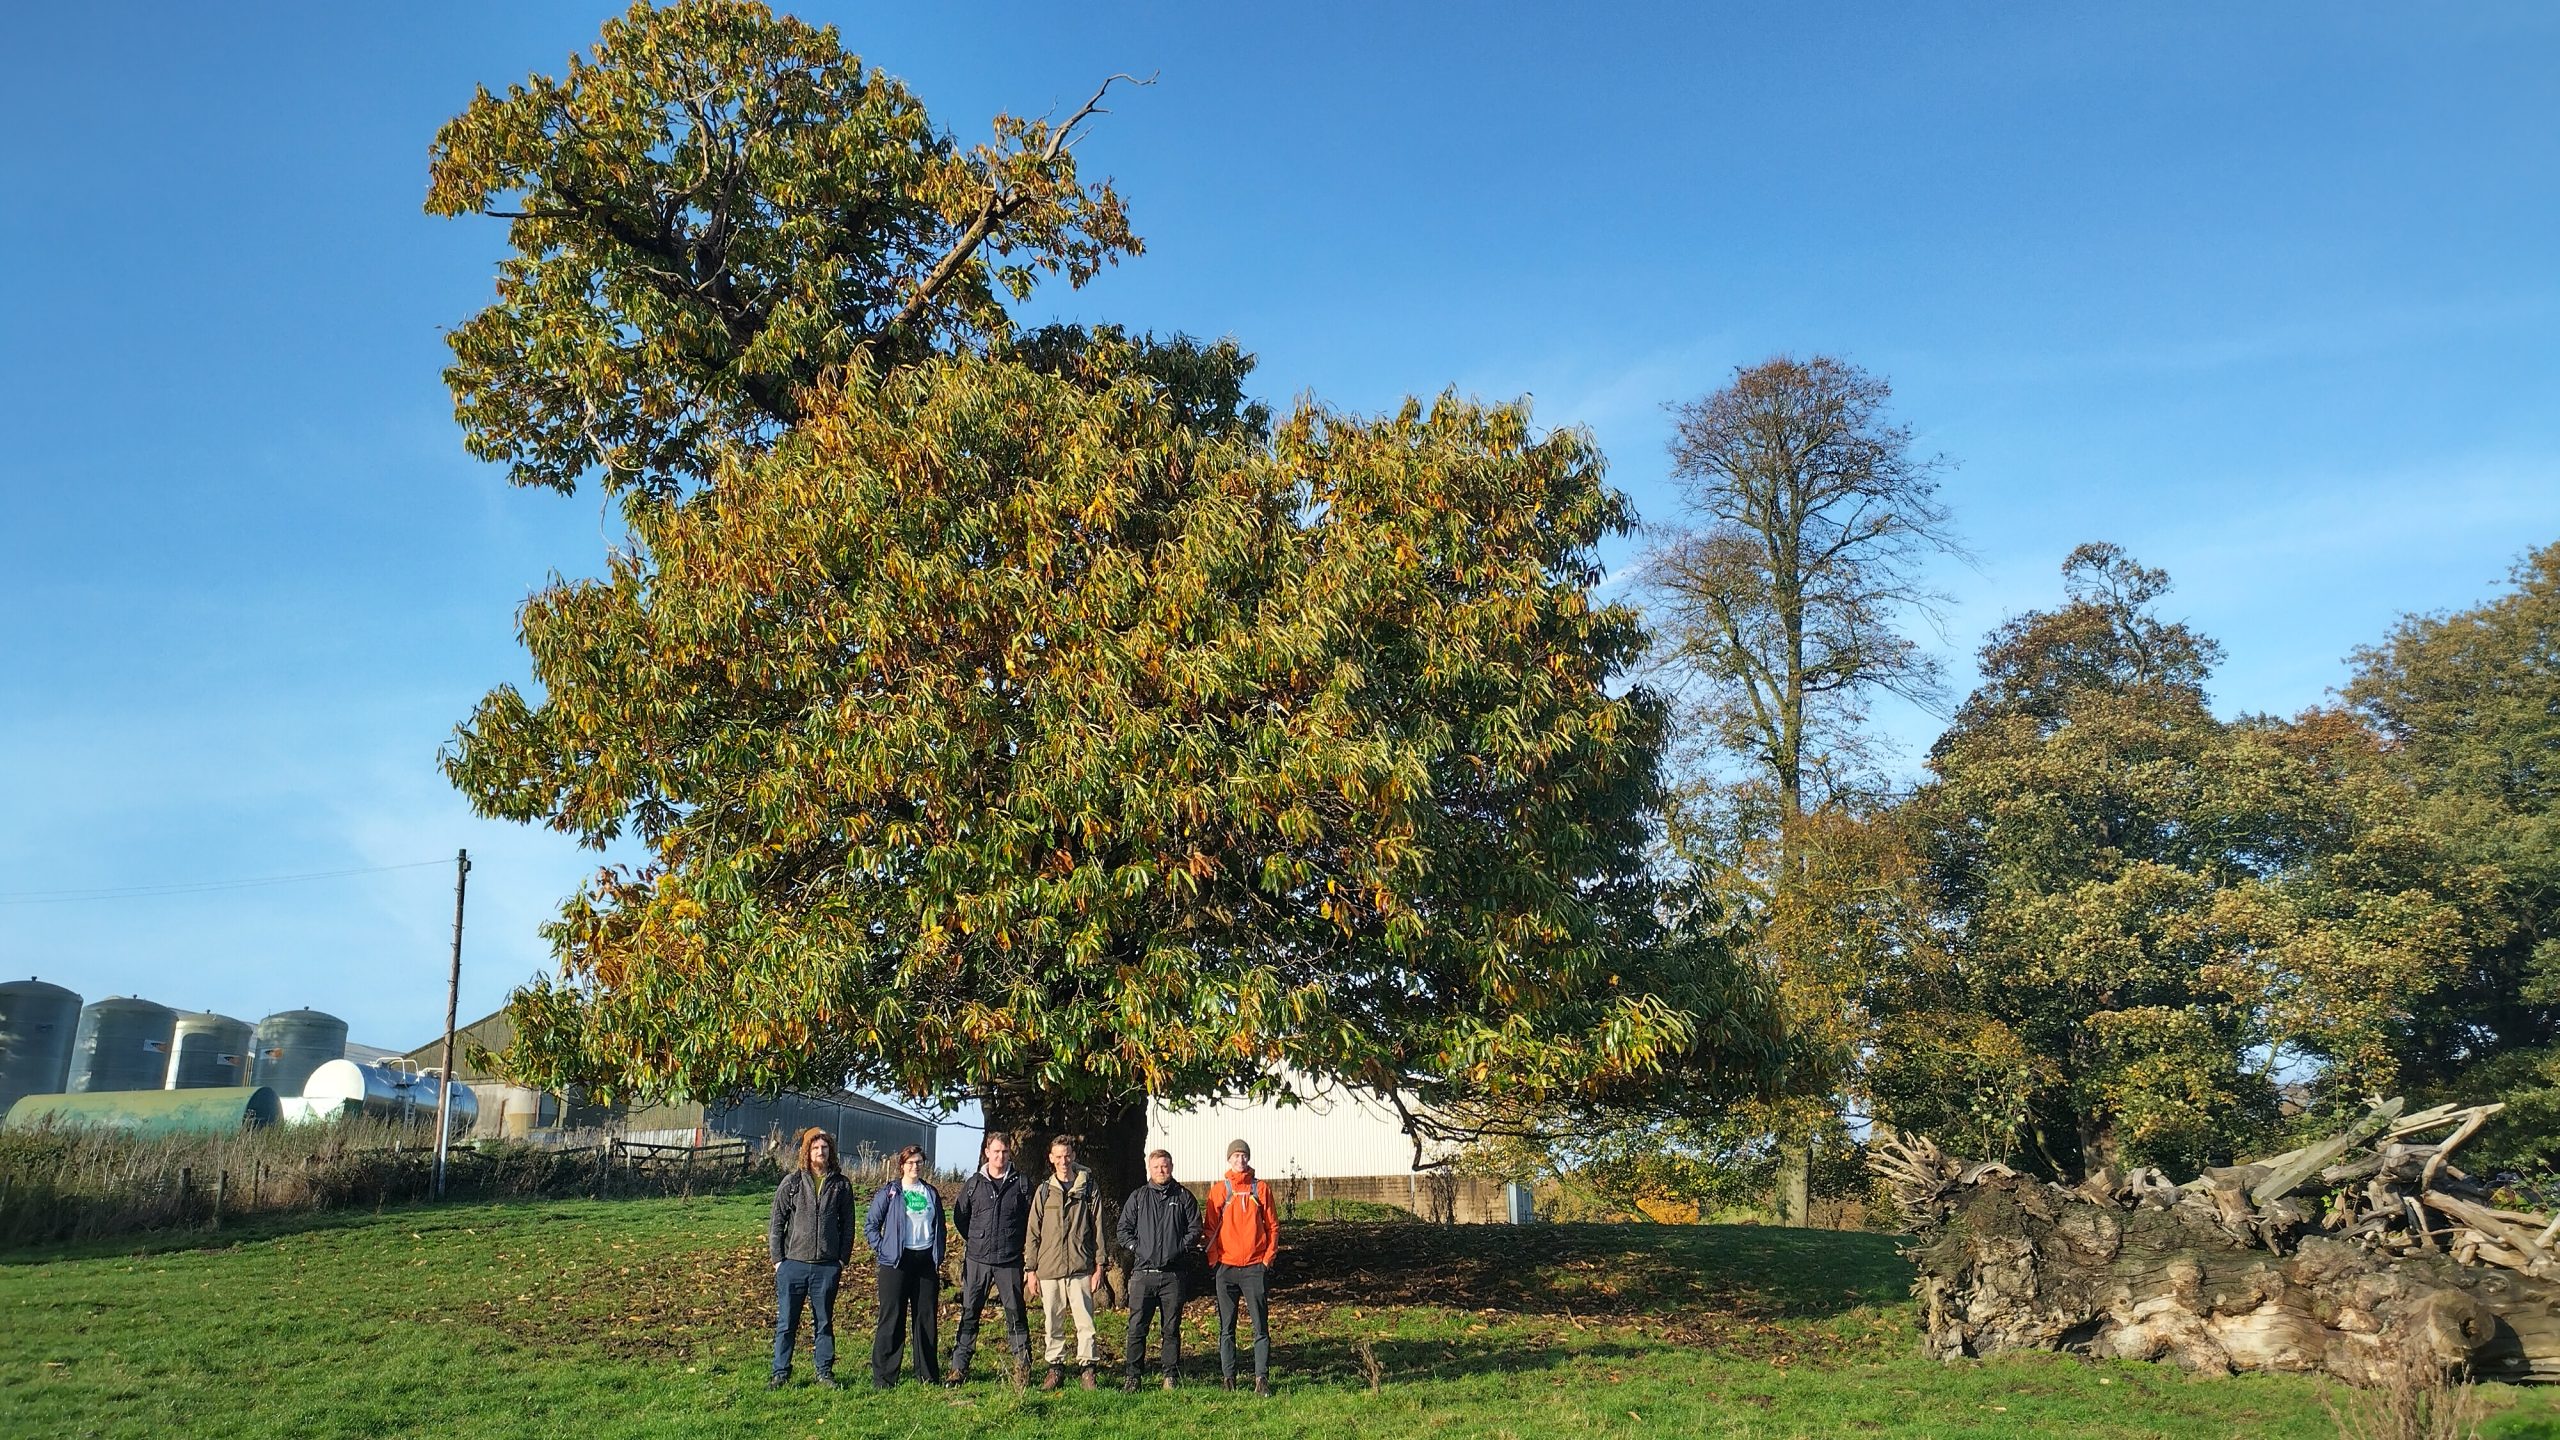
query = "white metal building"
xmin=1146 ymin=1070 xmax=1448 ymax=1181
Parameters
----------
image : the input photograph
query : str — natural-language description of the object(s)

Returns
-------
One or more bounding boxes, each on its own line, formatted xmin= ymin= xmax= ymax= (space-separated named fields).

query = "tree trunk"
xmin=979 ymin=1087 xmax=1150 ymax=1308
xmin=1776 ymin=1139 xmax=1813 ymax=1226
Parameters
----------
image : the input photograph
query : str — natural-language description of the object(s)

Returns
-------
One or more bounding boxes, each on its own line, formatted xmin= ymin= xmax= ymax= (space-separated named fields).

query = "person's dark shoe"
xmin=941 ymin=1371 xmax=965 ymax=1388
xmin=766 ymin=1374 xmax=788 ymax=1390
xmin=1080 ymin=1366 xmax=1098 ymax=1390
xmin=1221 ymin=1375 xmax=1236 ymax=1392
xmin=1121 ymin=1373 xmax=1141 ymax=1394
xmin=871 ymin=1380 xmax=895 ymax=1392
xmin=1254 ymin=1376 xmax=1271 ymax=1397
xmin=813 ymin=1372 xmax=841 ymax=1390
xmin=1042 ymin=1366 xmax=1064 ymax=1391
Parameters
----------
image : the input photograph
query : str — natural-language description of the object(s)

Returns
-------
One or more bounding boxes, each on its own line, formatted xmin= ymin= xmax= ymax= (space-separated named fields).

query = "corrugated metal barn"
xmin=405 ymin=1010 xmax=936 ymax=1165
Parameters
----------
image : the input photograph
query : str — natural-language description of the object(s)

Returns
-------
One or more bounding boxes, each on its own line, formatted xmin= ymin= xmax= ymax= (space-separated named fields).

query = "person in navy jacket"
xmin=863 ymin=1144 xmax=948 ymax=1387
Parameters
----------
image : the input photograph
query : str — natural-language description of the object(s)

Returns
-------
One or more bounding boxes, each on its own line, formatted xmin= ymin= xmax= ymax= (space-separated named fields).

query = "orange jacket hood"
xmin=1204 ymin=1163 xmax=1278 ymax=1267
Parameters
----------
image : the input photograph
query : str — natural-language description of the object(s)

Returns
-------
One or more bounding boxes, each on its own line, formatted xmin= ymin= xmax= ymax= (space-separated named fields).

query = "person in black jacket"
xmin=767 ymin=1127 xmax=855 ymax=1388
xmin=945 ymin=1132 xmax=1034 ymax=1384
xmin=1117 ymin=1147 xmax=1203 ymax=1391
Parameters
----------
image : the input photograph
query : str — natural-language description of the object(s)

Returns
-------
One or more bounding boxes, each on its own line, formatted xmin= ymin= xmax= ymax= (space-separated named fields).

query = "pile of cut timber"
xmin=1871 ymin=1098 xmax=2560 ymax=1385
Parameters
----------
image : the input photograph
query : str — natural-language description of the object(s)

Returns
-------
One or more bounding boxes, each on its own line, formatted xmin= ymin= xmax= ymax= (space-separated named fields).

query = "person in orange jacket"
xmin=1203 ymin=1137 xmax=1279 ymax=1394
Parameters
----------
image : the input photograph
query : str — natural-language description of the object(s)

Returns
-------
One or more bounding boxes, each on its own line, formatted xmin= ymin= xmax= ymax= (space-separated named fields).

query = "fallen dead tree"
xmin=1871 ymin=1099 xmax=2560 ymax=1385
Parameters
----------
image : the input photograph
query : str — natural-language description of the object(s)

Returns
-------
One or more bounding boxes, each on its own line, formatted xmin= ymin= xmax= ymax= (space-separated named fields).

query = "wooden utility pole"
xmin=434 ymin=848 xmax=470 ymax=1200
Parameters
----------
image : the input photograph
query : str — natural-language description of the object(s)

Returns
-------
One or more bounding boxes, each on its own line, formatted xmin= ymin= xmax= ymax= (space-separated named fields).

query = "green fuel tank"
xmin=5 ymin=1086 xmax=283 ymax=1137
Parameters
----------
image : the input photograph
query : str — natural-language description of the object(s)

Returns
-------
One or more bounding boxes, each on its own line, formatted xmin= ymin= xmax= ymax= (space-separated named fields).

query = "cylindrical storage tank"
xmin=6 ymin=1085 xmax=280 ymax=1137
xmin=166 ymin=1012 xmax=255 ymax=1090
xmin=70 ymin=997 xmax=176 ymax=1093
xmin=420 ymin=1071 xmax=481 ymax=1140
xmin=0 ymin=979 xmax=83 ymax=1112
xmin=248 ymin=1009 xmax=347 ymax=1096
xmin=302 ymin=1059 xmax=478 ymax=1138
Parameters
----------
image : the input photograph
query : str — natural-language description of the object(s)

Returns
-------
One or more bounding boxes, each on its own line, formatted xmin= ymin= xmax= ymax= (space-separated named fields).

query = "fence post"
xmin=179 ymin=1167 xmax=194 ymax=1225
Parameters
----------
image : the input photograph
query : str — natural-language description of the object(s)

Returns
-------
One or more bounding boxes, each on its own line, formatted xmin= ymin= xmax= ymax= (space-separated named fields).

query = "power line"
xmin=0 ymin=859 xmax=453 ymax=906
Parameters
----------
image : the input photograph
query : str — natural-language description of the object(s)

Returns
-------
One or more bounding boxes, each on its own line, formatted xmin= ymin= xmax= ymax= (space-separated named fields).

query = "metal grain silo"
xmin=0 ymin=979 xmax=82 ymax=1111
xmin=249 ymin=1009 xmax=347 ymax=1096
xmin=166 ymin=1011 xmax=255 ymax=1090
xmin=70 ymin=997 xmax=176 ymax=1092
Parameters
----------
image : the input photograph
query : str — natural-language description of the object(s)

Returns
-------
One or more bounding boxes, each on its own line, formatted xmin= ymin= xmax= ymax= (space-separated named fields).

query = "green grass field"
xmin=7 ymin=1196 xmax=2560 ymax=1439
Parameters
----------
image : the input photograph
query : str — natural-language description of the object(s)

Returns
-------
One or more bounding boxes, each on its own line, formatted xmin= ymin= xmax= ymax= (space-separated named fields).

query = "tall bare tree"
xmin=1643 ymin=354 xmax=1962 ymax=1223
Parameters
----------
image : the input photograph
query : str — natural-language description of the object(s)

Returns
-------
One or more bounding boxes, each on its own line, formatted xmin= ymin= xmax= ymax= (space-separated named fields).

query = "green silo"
xmin=70 ymin=997 xmax=176 ymax=1092
xmin=0 ymin=978 xmax=82 ymax=1111
xmin=167 ymin=1012 xmax=256 ymax=1089
xmin=249 ymin=1009 xmax=347 ymax=1096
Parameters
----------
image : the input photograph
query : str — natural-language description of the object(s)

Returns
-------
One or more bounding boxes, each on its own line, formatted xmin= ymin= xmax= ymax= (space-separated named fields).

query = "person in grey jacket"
xmin=768 ymin=1127 xmax=855 ymax=1388
xmin=1117 ymin=1148 xmax=1202 ymax=1391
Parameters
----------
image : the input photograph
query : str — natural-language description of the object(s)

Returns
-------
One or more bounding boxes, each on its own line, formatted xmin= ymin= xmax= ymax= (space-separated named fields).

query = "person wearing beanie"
xmin=1203 ymin=1137 xmax=1279 ymax=1394
xmin=767 ymin=1127 xmax=854 ymax=1388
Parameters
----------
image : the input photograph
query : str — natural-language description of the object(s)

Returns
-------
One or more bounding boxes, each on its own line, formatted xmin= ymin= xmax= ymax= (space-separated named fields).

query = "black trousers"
xmin=1215 ymin=1262 xmax=1270 ymax=1380
xmin=871 ymin=1249 xmax=942 ymax=1384
xmin=949 ymin=1259 xmax=1029 ymax=1374
xmin=1123 ymin=1267 xmax=1186 ymax=1378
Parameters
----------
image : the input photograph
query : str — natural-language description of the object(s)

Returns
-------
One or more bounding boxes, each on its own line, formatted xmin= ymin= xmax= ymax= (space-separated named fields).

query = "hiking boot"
xmin=1080 ymin=1366 xmax=1098 ymax=1390
xmin=766 ymin=1374 xmax=788 ymax=1390
xmin=813 ymin=1372 xmax=841 ymax=1390
xmin=1121 ymin=1373 xmax=1141 ymax=1394
xmin=1221 ymin=1375 xmax=1236 ymax=1392
xmin=940 ymin=1371 xmax=965 ymax=1388
xmin=1041 ymin=1366 xmax=1064 ymax=1391
xmin=1254 ymin=1376 xmax=1271 ymax=1397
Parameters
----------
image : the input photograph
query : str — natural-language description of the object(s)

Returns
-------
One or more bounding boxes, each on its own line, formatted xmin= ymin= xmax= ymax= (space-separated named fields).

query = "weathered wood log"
xmin=1903 ymin=1168 xmax=2560 ymax=1384
xmin=1878 ymin=1098 xmax=2560 ymax=1385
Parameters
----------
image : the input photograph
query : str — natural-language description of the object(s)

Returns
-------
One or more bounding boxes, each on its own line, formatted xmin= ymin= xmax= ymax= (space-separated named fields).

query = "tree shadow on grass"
xmin=1282 ymin=1222 xmax=1910 ymax=1323
xmin=1275 ymin=1331 xmax=1659 ymax=1386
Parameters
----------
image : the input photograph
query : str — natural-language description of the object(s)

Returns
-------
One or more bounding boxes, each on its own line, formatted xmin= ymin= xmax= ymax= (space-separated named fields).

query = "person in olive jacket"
xmin=1023 ymin=1135 xmax=1108 ymax=1390
xmin=1117 ymin=1147 xmax=1203 ymax=1391
xmin=944 ymin=1132 xmax=1034 ymax=1385
xmin=767 ymin=1127 xmax=855 ymax=1388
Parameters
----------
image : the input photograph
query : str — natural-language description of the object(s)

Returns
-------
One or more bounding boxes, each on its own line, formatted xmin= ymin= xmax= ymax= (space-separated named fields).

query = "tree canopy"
xmin=427 ymin=0 xmax=1140 ymax=503
xmin=1641 ymin=354 xmax=1960 ymax=1222
xmin=450 ymin=353 xmax=1782 ymax=1145
xmin=2346 ymin=542 xmax=2560 ymax=1168
xmin=1875 ymin=545 xmax=2483 ymax=1179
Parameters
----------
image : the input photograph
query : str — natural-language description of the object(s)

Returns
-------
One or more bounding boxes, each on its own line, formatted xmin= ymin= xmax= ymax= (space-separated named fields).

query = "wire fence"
xmin=0 ymin=1121 xmax=847 ymax=1251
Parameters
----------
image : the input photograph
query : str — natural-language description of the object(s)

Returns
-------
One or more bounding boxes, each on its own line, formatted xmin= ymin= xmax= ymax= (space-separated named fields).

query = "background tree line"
xmin=1531 ymin=356 xmax=2558 ymax=1222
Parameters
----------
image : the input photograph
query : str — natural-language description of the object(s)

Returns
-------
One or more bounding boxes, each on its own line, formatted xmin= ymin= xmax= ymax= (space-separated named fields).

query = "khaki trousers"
xmin=1038 ymin=1274 xmax=1097 ymax=1365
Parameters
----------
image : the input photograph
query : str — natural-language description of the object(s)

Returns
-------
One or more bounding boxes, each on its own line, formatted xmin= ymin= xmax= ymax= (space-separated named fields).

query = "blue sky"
xmin=4 ymin=4 xmax=2554 ymax=1145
